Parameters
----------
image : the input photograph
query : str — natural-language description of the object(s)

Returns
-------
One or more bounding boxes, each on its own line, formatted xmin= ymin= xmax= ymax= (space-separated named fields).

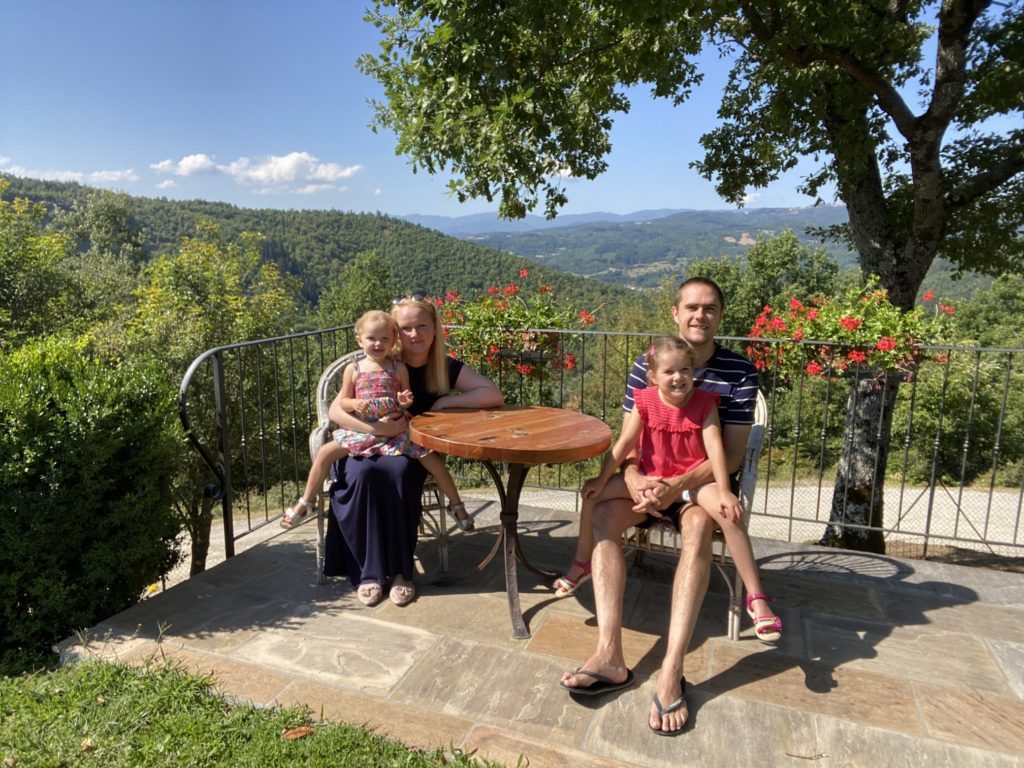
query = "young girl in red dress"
xmin=582 ymin=336 xmax=781 ymax=641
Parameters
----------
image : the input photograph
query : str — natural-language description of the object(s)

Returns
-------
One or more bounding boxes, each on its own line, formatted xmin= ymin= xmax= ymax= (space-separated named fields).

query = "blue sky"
xmin=2 ymin=1 xmax=825 ymax=218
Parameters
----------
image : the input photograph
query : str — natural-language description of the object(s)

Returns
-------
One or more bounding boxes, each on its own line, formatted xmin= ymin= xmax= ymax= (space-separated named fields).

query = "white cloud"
xmin=374 ymin=188 xmax=383 ymax=196
xmin=150 ymin=150 xmax=361 ymax=194
xmin=156 ymin=179 xmax=176 ymax=190
xmin=150 ymin=154 xmax=219 ymax=176
xmin=89 ymin=169 xmax=139 ymax=183
xmin=296 ymin=183 xmax=337 ymax=195
xmin=742 ymin=191 xmax=763 ymax=205
xmin=0 ymin=156 xmax=10 ymax=167
xmin=224 ymin=151 xmax=361 ymax=185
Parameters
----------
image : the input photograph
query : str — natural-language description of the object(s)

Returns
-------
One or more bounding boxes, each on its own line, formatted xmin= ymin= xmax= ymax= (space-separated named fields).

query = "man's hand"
xmin=581 ymin=477 xmax=606 ymax=500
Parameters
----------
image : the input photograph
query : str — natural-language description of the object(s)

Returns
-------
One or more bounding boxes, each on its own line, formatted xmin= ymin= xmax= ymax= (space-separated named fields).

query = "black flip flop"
xmin=650 ymin=676 xmax=688 ymax=736
xmin=560 ymin=668 xmax=636 ymax=696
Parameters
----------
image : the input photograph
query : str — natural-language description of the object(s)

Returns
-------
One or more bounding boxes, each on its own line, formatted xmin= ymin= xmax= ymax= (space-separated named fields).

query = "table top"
xmin=409 ymin=406 xmax=611 ymax=465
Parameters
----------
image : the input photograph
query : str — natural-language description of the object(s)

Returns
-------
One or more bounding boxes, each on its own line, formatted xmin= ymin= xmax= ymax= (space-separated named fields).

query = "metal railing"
xmin=180 ymin=328 xmax=1024 ymax=562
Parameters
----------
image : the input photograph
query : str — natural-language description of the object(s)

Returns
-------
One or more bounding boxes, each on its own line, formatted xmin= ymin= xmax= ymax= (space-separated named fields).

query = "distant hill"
xmin=402 ymin=208 xmax=687 ymax=236
xmin=1 ymin=175 xmax=630 ymax=314
xmin=457 ymin=206 xmax=856 ymax=288
xmin=4 ymin=175 xmax=991 ymax=303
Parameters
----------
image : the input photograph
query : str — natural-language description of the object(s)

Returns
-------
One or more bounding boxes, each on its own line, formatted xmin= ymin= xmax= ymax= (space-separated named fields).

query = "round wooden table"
xmin=410 ymin=406 xmax=612 ymax=638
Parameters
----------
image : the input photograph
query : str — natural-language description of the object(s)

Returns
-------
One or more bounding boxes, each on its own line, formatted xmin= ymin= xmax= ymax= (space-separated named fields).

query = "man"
xmin=560 ymin=277 xmax=758 ymax=735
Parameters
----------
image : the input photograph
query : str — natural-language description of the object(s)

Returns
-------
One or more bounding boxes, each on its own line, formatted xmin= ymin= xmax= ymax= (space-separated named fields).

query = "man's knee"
xmin=679 ymin=504 xmax=715 ymax=552
xmin=593 ymin=500 xmax=642 ymax=542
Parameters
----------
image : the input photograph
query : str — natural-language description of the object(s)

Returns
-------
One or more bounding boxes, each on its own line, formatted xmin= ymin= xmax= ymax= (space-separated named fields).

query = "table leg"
xmin=429 ymin=460 xmax=558 ymax=639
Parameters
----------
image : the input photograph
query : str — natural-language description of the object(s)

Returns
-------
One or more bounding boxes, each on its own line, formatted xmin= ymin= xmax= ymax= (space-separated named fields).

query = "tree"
xmin=360 ymin=1 xmax=1023 ymax=551
xmin=315 ymin=249 xmax=397 ymax=329
xmin=52 ymin=190 xmax=146 ymax=327
xmin=122 ymin=221 xmax=298 ymax=573
xmin=0 ymin=179 xmax=74 ymax=350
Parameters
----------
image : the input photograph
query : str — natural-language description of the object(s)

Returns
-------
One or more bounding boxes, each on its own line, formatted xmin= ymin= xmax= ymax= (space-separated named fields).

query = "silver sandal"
xmin=448 ymin=501 xmax=474 ymax=531
xmin=281 ymin=497 xmax=312 ymax=529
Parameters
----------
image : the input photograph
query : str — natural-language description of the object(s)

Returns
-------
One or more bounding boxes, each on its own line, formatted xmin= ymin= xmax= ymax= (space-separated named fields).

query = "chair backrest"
xmin=310 ymin=350 xmax=364 ymax=461
xmin=738 ymin=390 xmax=768 ymax=522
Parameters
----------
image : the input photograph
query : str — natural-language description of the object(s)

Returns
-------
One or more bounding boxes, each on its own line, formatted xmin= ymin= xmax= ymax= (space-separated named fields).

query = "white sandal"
xmin=448 ymin=501 xmax=474 ymax=531
xmin=281 ymin=497 xmax=312 ymax=529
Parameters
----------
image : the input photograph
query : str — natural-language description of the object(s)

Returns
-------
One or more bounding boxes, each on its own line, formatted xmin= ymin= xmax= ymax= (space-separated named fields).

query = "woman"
xmin=323 ymin=295 xmax=503 ymax=606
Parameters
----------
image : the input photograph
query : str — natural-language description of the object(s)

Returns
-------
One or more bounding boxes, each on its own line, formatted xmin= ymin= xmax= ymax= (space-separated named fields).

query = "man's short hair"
xmin=675 ymin=276 xmax=725 ymax=311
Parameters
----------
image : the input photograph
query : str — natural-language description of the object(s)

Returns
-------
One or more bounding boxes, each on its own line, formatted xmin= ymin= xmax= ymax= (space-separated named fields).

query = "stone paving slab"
xmin=57 ymin=498 xmax=1024 ymax=768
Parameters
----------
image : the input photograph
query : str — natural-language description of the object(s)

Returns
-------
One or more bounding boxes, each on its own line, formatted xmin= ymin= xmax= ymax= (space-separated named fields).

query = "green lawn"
xmin=1 ymin=659 xmax=507 ymax=767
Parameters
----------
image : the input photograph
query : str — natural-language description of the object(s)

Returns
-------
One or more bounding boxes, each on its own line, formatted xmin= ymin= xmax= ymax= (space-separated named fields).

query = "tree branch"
xmin=920 ymin=0 xmax=990 ymax=133
xmin=946 ymin=141 xmax=1024 ymax=211
xmin=737 ymin=1 xmax=919 ymax=135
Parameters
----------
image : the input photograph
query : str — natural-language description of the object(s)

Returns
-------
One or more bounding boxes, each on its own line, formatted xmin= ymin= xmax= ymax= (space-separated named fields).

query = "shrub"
xmin=0 ymin=337 xmax=181 ymax=673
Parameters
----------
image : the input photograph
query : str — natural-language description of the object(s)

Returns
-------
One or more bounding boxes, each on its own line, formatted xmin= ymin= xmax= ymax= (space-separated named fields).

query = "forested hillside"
xmin=0 ymin=176 xmax=630 ymax=314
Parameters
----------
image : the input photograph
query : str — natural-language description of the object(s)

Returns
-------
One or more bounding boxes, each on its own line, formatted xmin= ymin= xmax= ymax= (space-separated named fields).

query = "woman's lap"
xmin=324 ymin=454 xmax=427 ymax=586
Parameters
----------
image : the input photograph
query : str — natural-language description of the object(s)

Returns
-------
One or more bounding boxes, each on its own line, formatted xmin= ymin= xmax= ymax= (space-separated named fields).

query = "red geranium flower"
xmin=922 ymin=289 xmax=935 ymax=301
xmin=519 ymin=267 xmax=529 ymax=278
xmin=839 ymin=315 xmax=862 ymax=331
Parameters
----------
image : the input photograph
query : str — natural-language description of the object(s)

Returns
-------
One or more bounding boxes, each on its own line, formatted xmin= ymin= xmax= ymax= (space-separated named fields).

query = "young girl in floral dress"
xmin=281 ymin=309 xmax=474 ymax=534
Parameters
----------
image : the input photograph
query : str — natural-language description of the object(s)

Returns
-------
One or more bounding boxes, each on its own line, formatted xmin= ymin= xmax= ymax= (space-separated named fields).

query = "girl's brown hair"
xmin=391 ymin=297 xmax=450 ymax=395
xmin=645 ymin=336 xmax=695 ymax=379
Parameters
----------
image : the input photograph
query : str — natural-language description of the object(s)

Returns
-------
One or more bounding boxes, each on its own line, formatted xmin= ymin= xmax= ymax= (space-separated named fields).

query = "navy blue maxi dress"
xmin=324 ymin=358 xmax=464 ymax=586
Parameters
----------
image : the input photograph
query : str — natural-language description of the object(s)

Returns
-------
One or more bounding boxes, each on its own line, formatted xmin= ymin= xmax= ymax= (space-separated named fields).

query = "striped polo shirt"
xmin=623 ymin=343 xmax=759 ymax=426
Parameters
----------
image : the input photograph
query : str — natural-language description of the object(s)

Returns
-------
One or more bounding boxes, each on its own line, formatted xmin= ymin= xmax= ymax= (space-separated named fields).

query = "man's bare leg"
xmin=650 ymin=503 xmax=714 ymax=733
xmin=560 ymin=490 xmax=645 ymax=691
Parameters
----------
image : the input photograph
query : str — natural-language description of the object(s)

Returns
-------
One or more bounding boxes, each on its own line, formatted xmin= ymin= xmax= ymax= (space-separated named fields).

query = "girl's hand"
xmin=352 ymin=399 xmax=370 ymax=417
xmin=372 ymin=416 xmax=406 ymax=437
xmin=396 ymin=389 xmax=414 ymax=408
xmin=719 ymin=492 xmax=743 ymax=524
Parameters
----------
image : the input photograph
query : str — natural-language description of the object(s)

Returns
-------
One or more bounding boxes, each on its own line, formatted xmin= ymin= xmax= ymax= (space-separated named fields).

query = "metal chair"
xmin=623 ymin=389 xmax=768 ymax=640
xmin=308 ymin=350 xmax=452 ymax=585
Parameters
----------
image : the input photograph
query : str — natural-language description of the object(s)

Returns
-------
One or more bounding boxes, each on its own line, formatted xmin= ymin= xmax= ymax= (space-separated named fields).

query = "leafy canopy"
xmin=360 ymin=1 xmax=1023 ymax=305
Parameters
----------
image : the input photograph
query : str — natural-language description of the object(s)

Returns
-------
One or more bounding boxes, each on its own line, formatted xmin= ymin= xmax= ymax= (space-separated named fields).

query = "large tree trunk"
xmin=820 ymin=371 xmax=901 ymax=553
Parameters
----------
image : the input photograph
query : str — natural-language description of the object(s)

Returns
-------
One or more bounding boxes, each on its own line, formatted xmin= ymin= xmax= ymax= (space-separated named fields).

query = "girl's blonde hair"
xmin=391 ymin=297 xmax=449 ymax=395
xmin=354 ymin=310 xmax=398 ymax=343
xmin=646 ymin=336 xmax=695 ymax=379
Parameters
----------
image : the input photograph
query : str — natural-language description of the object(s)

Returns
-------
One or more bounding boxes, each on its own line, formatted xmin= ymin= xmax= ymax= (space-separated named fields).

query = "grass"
xmin=0 ymin=658 xmax=508 ymax=768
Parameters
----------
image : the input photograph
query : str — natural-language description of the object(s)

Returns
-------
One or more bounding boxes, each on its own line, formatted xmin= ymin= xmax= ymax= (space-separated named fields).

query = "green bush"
xmin=0 ymin=337 xmax=181 ymax=674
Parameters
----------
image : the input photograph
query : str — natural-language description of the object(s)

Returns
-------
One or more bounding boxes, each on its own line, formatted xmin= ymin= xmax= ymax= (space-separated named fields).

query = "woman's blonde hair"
xmin=646 ymin=336 xmax=695 ymax=379
xmin=391 ymin=297 xmax=449 ymax=395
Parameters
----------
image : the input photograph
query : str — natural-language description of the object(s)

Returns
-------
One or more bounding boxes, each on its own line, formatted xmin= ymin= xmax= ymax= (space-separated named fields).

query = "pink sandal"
xmin=553 ymin=559 xmax=592 ymax=598
xmin=746 ymin=593 xmax=782 ymax=642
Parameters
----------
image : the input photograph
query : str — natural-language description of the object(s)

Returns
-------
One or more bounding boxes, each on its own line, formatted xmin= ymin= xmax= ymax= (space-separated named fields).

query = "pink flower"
xmin=769 ymin=316 xmax=787 ymax=332
xmin=939 ymin=304 xmax=955 ymax=316
xmin=806 ymin=361 xmax=823 ymax=376
xmin=578 ymin=309 xmax=595 ymax=326
xmin=538 ymin=284 xmax=552 ymax=294
xmin=519 ymin=267 xmax=529 ymax=278
xmin=807 ymin=308 xmax=820 ymax=321
xmin=839 ymin=315 xmax=862 ymax=331
xmin=563 ymin=354 xmax=577 ymax=370
xmin=504 ymin=284 xmax=519 ymax=296
xmin=792 ymin=328 xmax=804 ymax=342
xmin=515 ymin=363 xmax=534 ymax=376
xmin=922 ymin=289 xmax=935 ymax=301
xmin=847 ymin=349 xmax=868 ymax=363
xmin=487 ymin=285 xmax=499 ymax=295
xmin=789 ymin=298 xmax=804 ymax=311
